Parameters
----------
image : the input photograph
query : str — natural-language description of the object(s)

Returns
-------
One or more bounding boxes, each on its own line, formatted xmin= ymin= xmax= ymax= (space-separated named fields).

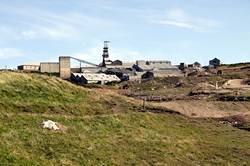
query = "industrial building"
xmin=17 ymin=64 xmax=40 ymax=72
xmin=17 ymin=41 xmax=182 ymax=84
xmin=136 ymin=60 xmax=171 ymax=67
xmin=71 ymin=73 xmax=120 ymax=84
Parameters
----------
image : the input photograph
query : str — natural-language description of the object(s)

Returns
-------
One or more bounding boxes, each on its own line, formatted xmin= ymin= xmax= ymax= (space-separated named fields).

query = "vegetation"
xmin=0 ymin=72 xmax=134 ymax=116
xmin=0 ymin=72 xmax=250 ymax=165
xmin=221 ymin=62 xmax=250 ymax=68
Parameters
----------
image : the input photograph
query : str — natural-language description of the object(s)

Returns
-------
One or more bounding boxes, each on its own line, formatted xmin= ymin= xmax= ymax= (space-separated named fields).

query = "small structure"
xmin=194 ymin=62 xmax=201 ymax=68
xmin=71 ymin=73 xmax=120 ymax=85
xmin=17 ymin=64 xmax=40 ymax=72
xmin=179 ymin=63 xmax=187 ymax=71
xmin=112 ymin=60 xmax=123 ymax=66
xmin=141 ymin=71 xmax=154 ymax=80
xmin=209 ymin=58 xmax=221 ymax=68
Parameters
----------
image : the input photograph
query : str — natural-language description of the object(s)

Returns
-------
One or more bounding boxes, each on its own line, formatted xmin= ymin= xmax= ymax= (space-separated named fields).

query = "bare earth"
xmin=151 ymin=100 xmax=250 ymax=118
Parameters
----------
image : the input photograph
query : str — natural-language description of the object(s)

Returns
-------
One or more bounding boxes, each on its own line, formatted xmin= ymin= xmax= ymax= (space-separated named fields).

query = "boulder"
xmin=42 ymin=120 xmax=60 ymax=130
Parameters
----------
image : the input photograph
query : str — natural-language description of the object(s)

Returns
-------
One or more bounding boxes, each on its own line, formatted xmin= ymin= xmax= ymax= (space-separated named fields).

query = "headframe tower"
xmin=101 ymin=41 xmax=110 ymax=67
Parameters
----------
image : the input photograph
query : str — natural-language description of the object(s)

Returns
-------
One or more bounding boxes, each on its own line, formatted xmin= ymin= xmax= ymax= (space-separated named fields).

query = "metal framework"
xmin=70 ymin=57 xmax=99 ymax=67
xmin=102 ymin=41 xmax=110 ymax=67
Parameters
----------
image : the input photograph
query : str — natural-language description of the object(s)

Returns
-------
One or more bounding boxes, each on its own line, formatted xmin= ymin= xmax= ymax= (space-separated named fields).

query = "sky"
xmin=0 ymin=0 xmax=249 ymax=68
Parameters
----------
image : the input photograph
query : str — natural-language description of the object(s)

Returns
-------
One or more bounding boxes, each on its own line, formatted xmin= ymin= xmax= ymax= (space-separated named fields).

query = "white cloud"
xmin=0 ymin=5 xmax=113 ymax=40
xmin=150 ymin=9 xmax=220 ymax=32
xmin=152 ymin=20 xmax=199 ymax=29
xmin=20 ymin=23 xmax=78 ymax=40
xmin=0 ymin=48 xmax=24 ymax=60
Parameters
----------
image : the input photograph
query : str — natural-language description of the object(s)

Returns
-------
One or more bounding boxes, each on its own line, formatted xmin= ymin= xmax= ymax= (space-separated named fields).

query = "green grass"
xmin=0 ymin=112 xmax=249 ymax=165
xmin=0 ymin=72 xmax=250 ymax=165
xmin=0 ymin=72 xmax=134 ymax=116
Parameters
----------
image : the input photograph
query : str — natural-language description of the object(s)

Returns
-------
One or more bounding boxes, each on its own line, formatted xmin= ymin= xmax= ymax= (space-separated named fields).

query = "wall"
xmin=59 ymin=56 xmax=71 ymax=79
xmin=40 ymin=63 xmax=59 ymax=73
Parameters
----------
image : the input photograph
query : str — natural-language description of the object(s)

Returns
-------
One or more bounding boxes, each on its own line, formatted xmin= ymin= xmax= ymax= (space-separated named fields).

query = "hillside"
xmin=0 ymin=72 xmax=250 ymax=165
xmin=0 ymin=72 xmax=135 ymax=116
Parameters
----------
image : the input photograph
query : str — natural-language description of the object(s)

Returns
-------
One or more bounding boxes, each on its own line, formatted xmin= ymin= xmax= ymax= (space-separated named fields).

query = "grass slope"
xmin=0 ymin=72 xmax=249 ymax=165
xmin=0 ymin=72 xmax=133 ymax=116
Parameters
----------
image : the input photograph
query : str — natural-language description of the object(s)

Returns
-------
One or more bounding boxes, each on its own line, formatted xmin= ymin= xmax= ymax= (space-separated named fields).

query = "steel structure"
xmin=102 ymin=41 xmax=110 ymax=67
xmin=70 ymin=57 xmax=99 ymax=67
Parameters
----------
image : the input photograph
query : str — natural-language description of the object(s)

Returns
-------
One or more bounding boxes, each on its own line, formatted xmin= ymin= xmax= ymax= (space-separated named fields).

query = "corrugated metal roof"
xmin=137 ymin=65 xmax=154 ymax=71
xmin=72 ymin=73 xmax=120 ymax=82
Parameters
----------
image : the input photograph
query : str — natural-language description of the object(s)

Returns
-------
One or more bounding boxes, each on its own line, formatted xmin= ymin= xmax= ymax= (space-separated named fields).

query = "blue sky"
xmin=0 ymin=0 xmax=249 ymax=68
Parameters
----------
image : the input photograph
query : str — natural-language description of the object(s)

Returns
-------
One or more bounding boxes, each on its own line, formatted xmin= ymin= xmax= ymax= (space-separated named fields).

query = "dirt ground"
xmin=94 ymin=86 xmax=250 ymax=130
xmin=222 ymin=79 xmax=250 ymax=90
xmin=150 ymin=100 xmax=250 ymax=118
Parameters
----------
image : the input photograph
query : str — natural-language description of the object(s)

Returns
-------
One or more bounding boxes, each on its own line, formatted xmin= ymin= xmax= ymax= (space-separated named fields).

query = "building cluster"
xmin=17 ymin=56 xmax=181 ymax=84
xmin=16 ymin=42 xmax=222 ymax=85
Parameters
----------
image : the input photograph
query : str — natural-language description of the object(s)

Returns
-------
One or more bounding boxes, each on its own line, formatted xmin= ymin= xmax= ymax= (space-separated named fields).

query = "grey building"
xmin=40 ymin=62 xmax=59 ymax=73
xmin=136 ymin=60 xmax=171 ymax=67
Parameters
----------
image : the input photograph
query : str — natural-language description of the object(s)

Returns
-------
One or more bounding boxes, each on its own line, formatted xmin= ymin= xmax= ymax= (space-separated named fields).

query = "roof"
xmin=40 ymin=62 xmax=59 ymax=64
xmin=194 ymin=62 xmax=201 ymax=65
xmin=147 ymin=60 xmax=171 ymax=63
xmin=72 ymin=73 xmax=120 ymax=82
xmin=136 ymin=65 xmax=154 ymax=71
xmin=81 ymin=67 xmax=103 ymax=73
xmin=210 ymin=58 xmax=220 ymax=62
xmin=18 ymin=64 xmax=40 ymax=66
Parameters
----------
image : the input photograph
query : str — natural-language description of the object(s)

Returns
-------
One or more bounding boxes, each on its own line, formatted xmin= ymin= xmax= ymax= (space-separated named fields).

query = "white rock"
xmin=42 ymin=120 xmax=60 ymax=130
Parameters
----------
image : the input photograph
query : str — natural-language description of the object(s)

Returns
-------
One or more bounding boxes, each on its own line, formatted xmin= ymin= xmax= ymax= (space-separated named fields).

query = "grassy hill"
xmin=0 ymin=72 xmax=250 ymax=165
xmin=0 ymin=72 xmax=134 ymax=116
